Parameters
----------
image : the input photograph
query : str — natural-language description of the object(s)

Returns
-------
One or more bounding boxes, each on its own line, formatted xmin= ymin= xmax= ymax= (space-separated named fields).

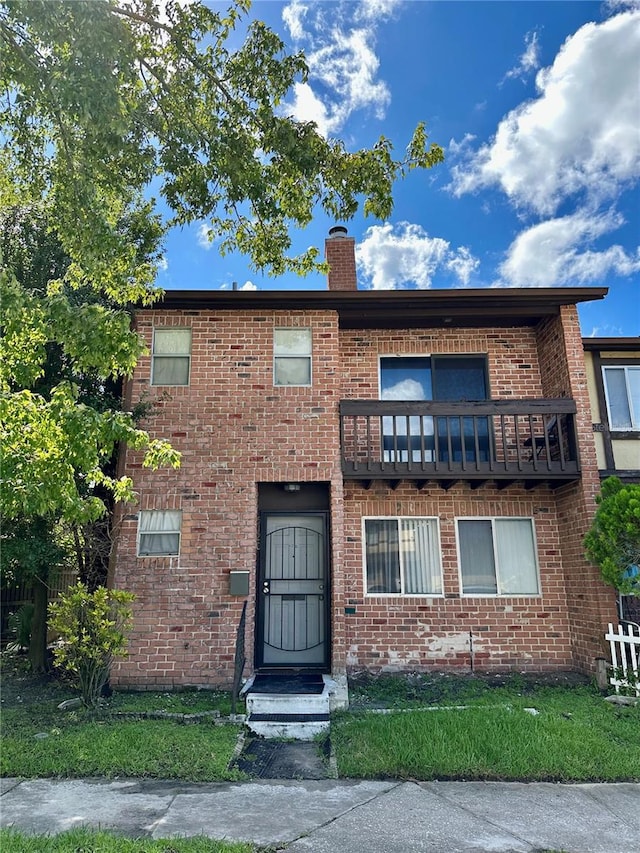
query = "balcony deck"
xmin=340 ymin=399 xmax=580 ymax=490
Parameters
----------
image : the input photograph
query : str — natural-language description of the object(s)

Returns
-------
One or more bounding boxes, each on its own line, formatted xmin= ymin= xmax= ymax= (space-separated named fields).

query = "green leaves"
xmin=49 ymin=583 xmax=135 ymax=707
xmin=584 ymin=477 xmax=640 ymax=595
xmin=0 ymin=383 xmax=180 ymax=522
xmin=1 ymin=0 xmax=443 ymax=279
xmin=0 ymin=0 xmax=443 ymax=523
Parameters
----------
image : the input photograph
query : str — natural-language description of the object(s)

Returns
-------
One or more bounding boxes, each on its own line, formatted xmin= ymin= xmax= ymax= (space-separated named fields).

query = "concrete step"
xmin=247 ymin=712 xmax=330 ymax=741
xmin=244 ymin=675 xmax=340 ymax=740
xmin=245 ymin=691 xmax=329 ymax=717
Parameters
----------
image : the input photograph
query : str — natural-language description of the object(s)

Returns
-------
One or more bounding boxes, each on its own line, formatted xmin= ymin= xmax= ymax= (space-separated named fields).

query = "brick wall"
xmin=342 ymin=480 xmax=572 ymax=672
xmin=111 ymin=309 xmax=615 ymax=687
xmin=537 ymin=309 xmax=617 ymax=670
xmin=112 ymin=308 xmax=345 ymax=688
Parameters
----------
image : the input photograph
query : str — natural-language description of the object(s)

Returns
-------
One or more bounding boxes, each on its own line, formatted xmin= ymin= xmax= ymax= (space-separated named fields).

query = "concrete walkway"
xmin=2 ymin=776 xmax=640 ymax=851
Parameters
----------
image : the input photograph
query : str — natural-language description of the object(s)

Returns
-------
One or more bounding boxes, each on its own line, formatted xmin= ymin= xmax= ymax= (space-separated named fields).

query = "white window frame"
xmin=362 ymin=516 xmax=443 ymax=596
xmin=273 ymin=327 xmax=312 ymax=387
xmin=602 ymin=365 xmax=640 ymax=431
xmin=151 ymin=328 xmax=192 ymax=386
xmin=455 ymin=516 xmax=541 ymax=597
xmin=137 ymin=510 xmax=182 ymax=557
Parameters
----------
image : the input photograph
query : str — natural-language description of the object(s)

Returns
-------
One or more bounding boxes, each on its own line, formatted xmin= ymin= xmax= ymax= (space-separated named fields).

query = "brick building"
xmin=111 ymin=227 xmax=618 ymax=694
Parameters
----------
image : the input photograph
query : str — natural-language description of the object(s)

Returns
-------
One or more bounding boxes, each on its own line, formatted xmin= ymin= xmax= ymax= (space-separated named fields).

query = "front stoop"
xmin=243 ymin=675 xmax=341 ymax=740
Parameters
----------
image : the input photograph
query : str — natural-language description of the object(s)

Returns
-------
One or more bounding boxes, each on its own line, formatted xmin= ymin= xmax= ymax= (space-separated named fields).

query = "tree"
xmin=0 ymin=0 xmax=443 ymax=521
xmin=585 ymin=477 xmax=640 ymax=595
xmin=0 ymin=516 xmax=68 ymax=671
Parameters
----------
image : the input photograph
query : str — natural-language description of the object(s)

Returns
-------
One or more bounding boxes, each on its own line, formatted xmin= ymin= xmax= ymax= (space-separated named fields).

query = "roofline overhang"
xmin=582 ymin=337 xmax=640 ymax=351
xmin=140 ymin=287 xmax=609 ymax=329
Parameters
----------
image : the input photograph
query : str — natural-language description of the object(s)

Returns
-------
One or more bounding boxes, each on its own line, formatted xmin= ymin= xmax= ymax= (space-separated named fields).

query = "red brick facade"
xmin=110 ymin=265 xmax=616 ymax=689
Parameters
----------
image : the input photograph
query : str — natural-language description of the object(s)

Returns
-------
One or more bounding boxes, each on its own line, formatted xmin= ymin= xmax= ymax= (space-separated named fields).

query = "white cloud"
xmin=219 ymin=280 xmax=257 ymax=291
xmin=197 ymin=222 xmax=213 ymax=250
xmin=382 ymin=378 xmax=427 ymax=400
xmin=451 ymin=11 xmax=640 ymax=215
xmin=499 ymin=209 xmax=640 ymax=287
xmin=288 ymin=82 xmax=331 ymax=137
xmin=282 ymin=0 xmax=309 ymax=40
xmin=502 ymin=30 xmax=541 ymax=83
xmin=356 ymin=222 xmax=480 ymax=290
xmin=157 ymin=256 xmax=168 ymax=271
xmin=354 ymin=0 xmax=404 ymax=23
xmin=281 ymin=1 xmax=395 ymax=134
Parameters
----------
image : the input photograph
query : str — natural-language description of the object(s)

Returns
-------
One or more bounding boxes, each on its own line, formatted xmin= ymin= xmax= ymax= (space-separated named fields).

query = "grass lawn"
xmin=2 ymin=658 xmax=639 ymax=784
xmin=0 ymin=828 xmax=253 ymax=852
xmin=333 ymin=675 xmax=640 ymax=781
xmin=1 ymin=657 xmax=244 ymax=782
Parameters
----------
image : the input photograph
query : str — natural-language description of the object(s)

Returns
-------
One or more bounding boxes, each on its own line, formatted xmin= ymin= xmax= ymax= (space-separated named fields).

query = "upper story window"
xmin=457 ymin=517 xmax=540 ymax=596
xmin=274 ymin=328 xmax=312 ymax=386
xmin=138 ymin=510 xmax=182 ymax=556
xmin=151 ymin=328 xmax=191 ymax=386
xmin=363 ymin=517 xmax=442 ymax=595
xmin=379 ymin=355 xmax=489 ymax=462
xmin=603 ymin=366 xmax=640 ymax=430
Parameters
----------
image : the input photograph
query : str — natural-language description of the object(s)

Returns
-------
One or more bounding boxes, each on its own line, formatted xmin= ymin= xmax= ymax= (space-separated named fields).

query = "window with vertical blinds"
xmin=364 ymin=517 xmax=442 ymax=595
xmin=457 ymin=517 xmax=540 ymax=595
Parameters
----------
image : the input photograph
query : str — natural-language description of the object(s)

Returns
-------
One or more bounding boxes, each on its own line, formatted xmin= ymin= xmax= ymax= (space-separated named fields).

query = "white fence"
xmin=606 ymin=622 xmax=640 ymax=697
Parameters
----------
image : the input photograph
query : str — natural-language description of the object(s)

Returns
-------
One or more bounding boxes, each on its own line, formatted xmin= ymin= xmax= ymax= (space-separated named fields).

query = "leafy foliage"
xmin=0 ymin=0 xmax=443 ymax=282
xmin=0 ymin=209 xmax=180 ymax=523
xmin=48 ymin=583 xmax=135 ymax=708
xmin=584 ymin=477 xmax=640 ymax=595
xmin=0 ymin=0 xmax=442 ymax=524
xmin=6 ymin=602 xmax=34 ymax=650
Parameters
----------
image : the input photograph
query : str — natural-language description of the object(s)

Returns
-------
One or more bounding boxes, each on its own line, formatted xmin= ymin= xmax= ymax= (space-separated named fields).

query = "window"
xmin=380 ymin=355 xmax=489 ymax=462
xmin=138 ymin=511 xmax=181 ymax=556
xmin=603 ymin=366 xmax=640 ymax=430
xmin=364 ymin=517 xmax=442 ymax=595
xmin=151 ymin=329 xmax=191 ymax=386
xmin=457 ymin=518 xmax=539 ymax=595
xmin=274 ymin=328 xmax=312 ymax=386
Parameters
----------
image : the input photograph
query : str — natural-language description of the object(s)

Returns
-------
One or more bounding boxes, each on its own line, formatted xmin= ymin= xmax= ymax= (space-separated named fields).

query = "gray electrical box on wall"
xmin=229 ymin=571 xmax=250 ymax=596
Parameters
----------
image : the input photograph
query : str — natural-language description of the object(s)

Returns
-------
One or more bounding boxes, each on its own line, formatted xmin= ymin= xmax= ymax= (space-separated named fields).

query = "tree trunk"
xmin=29 ymin=573 xmax=49 ymax=673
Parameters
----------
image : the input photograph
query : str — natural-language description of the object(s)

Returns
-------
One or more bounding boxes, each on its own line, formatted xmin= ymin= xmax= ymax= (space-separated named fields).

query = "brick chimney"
xmin=325 ymin=225 xmax=357 ymax=290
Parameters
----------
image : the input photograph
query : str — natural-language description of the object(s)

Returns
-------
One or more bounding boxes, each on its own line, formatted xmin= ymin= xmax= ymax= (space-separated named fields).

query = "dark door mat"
xmin=249 ymin=673 xmax=324 ymax=694
xmin=233 ymin=736 xmax=333 ymax=780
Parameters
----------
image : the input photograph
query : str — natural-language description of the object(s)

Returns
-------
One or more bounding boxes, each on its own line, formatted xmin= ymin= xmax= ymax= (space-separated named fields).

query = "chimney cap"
xmin=328 ymin=225 xmax=349 ymax=238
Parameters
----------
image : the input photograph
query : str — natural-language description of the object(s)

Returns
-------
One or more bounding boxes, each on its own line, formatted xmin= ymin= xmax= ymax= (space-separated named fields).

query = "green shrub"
xmin=48 ymin=583 xmax=134 ymax=708
xmin=7 ymin=602 xmax=34 ymax=650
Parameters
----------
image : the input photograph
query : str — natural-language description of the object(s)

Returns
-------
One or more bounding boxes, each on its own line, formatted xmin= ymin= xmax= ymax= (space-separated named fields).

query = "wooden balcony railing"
xmin=340 ymin=399 xmax=581 ymax=488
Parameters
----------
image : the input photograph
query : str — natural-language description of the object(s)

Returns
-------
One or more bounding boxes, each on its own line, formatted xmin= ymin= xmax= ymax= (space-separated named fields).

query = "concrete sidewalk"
xmin=2 ymin=776 xmax=640 ymax=852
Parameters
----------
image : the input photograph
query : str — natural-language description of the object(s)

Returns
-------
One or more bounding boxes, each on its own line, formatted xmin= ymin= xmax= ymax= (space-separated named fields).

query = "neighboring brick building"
xmin=583 ymin=337 xmax=640 ymax=623
xmin=111 ymin=228 xmax=619 ymax=691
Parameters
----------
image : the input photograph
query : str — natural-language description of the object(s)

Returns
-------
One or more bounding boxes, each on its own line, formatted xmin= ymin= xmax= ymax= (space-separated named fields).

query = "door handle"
xmin=262 ymin=581 xmax=270 ymax=594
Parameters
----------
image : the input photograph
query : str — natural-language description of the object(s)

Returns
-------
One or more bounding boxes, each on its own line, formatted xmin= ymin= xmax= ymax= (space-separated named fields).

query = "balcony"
xmin=340 ymin=399 xmax=580 ymax=490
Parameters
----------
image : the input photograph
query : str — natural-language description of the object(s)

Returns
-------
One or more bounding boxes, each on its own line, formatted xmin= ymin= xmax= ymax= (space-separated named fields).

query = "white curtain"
xmin=154 ymin=329 xmax=191 ymax=354
xmin=496 ymin=519 xmax=539 ymax=594
xmin=152 ymin=330 xmax=191 ymax=386
xmin=402 ymin=518 xmax=441 ymax=594
xmin=138 ymin=511 xmax=181 ymax=556
xmin=604 ymin=367 xmax=632 ymax=429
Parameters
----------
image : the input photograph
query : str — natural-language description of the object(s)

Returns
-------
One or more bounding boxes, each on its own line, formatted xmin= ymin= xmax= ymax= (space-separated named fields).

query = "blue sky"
xmin=157 ymin=0 xmax=640 ymax=338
